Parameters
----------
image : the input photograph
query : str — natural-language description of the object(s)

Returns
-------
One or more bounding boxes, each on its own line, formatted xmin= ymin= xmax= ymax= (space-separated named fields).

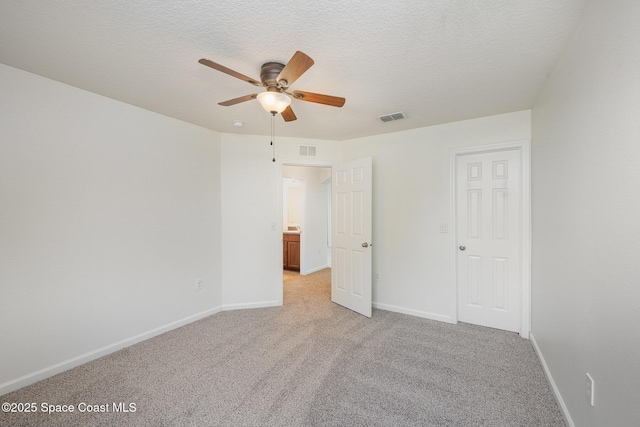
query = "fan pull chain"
xmin=271 ymin=112 xmax=276 ymax=162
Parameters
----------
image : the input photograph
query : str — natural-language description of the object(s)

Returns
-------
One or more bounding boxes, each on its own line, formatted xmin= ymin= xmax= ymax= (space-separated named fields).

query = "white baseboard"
xmin=373 ymin=302 xmax=454 ymax=324
xmin=0 ymin=306 xmax=223 ymax=396
xmin=301 ymin=264 xmax=330 ymax=275
xmin=219 ymin=300 xmax=281 ymax=311
xmin=530 ymin=332 xmax=575 ymax=427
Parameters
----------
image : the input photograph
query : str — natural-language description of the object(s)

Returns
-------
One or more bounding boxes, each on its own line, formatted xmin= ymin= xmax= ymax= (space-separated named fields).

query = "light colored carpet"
xmin=1 ymin=268 xmax=565 ymax=426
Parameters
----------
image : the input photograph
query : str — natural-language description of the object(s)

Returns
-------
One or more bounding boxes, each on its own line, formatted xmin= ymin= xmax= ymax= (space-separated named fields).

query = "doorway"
xmin=452 ymin=141 xmax=531 ymax=337
xmin=281 ymin=164 xmax=332 ymax=302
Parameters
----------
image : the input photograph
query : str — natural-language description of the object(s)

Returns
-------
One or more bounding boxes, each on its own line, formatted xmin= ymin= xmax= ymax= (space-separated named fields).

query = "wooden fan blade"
xmin=218 ymin=94 xmax=257 ymax=106
xmin=292 ymin=90 xmax=346 ymax=107
xmin=199 ymin=58 xmax=262 ymax=87
xmin=276 ymin=51 xmax=314 ymax=88
xmin=281 ymin=105 xmax=297 ymax=122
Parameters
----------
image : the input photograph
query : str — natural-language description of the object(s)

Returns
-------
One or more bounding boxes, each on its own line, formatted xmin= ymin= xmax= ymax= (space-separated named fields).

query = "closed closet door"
xmin=456 ymin=149 xmax=522 ymax=332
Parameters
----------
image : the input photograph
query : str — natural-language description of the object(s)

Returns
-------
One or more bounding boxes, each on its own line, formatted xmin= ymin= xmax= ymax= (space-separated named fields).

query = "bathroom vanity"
xmin=283 ymin=232 xmax=300 ymax=271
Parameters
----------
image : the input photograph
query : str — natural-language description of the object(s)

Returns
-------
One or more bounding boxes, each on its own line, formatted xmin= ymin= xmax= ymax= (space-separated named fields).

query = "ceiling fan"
xmin=198 ymin=51 xmax=345 ymax=122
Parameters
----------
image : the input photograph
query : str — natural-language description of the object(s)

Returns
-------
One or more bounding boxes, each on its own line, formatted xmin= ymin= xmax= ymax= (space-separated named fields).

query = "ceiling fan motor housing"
xmin=260 ymin=62 xmax=286 ymax=90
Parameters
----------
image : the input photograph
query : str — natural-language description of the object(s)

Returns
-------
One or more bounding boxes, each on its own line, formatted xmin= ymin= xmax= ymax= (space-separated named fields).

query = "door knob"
xmin=459 ymin=245 xmax=466 ymax=251
xmin=362 ymin=242 xmax=369 ymax=248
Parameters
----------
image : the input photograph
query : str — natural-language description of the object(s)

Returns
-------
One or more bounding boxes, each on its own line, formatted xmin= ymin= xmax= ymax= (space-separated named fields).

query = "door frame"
xmin=450 ymin=140 xmax=531 ymax=338
xmin=278 ymin=158 xmax=335 ymax=306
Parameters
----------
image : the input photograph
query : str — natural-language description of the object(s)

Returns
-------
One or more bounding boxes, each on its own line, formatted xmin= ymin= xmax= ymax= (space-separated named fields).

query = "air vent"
xmin=378 ymin=111 xmax=407 ymax=123
xmin=299 ymin=145 xmax=317 ymax=157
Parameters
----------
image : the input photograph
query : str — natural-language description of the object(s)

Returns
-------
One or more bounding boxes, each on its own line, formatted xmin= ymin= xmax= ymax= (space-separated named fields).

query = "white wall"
xmin=283 ymin=181 xmax=302 ymax=227
xmin=531 ymin=0 xmax=640 ymax=425
xmin=0 ymin=64 xmax=222 ymax=394
xmin=300 ymin=167 xmax=331 ymax=274
xmin=220 ymin=134 xmax=340 ymax=307
xmin=341 ymin=111 xmax=531 ymax=321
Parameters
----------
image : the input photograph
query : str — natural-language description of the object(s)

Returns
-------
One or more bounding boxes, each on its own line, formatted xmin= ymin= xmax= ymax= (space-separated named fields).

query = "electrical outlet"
xmin=586 ymin=373 xmax=595 ymax=406
xmin=195 ymin=279 xmax=204 ymax=291
xmin=375 ymin=272 xmax=381 ymax=281
xmin=440 ymin=223 xmax=448 ymax=233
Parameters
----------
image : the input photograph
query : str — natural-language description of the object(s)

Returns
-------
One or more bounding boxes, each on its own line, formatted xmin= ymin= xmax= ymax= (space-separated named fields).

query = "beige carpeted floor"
xmin=0 ymin=268 xmax=565 ymax=426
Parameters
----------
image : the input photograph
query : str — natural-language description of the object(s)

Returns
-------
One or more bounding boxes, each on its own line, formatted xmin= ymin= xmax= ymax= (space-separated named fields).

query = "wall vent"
xmin=299 ymin=145 xmax=317 ymax=157
xmin=378 ymin=111 xmax=407 ymax=123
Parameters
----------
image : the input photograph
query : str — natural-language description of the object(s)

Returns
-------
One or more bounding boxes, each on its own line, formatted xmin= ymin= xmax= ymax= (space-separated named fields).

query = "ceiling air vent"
xmin=378 ymin=111 xmax=407 ymax=123
xmin=299 ymin=145 xmax=317 ymax=157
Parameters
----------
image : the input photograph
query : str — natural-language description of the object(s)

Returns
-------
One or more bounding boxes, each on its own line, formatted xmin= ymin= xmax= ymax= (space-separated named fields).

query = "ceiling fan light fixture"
xmin=256 ymin=91 xmax=291 ymax=114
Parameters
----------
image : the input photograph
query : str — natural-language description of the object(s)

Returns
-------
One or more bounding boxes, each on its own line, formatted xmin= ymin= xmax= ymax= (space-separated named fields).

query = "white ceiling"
xmin=0 ymin=0 xmax=587 ymax=141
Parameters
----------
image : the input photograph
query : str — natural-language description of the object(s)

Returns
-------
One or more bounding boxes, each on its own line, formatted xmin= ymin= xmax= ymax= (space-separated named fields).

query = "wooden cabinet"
xmin=283 ymin=233 xmax=300 ymax=271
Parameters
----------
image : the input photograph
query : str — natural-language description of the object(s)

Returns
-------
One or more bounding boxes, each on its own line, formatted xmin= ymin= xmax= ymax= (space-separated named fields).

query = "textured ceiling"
xmin=0 ymin=0 xmax=587 ymax=141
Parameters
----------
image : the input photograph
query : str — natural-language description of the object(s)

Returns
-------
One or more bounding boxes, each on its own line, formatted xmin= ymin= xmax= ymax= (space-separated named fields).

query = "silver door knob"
xmin=362 ymin=242 xmax=369 ymax=248
xmin=459 ymin=245 xmax=466 ymax=251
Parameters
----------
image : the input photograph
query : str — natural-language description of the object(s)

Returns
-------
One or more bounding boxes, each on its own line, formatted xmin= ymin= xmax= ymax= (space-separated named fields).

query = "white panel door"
xmin=456 ymin=149 xmax=521 ymax=332
xmin=331 ymin=157 xmax=372 ymax=317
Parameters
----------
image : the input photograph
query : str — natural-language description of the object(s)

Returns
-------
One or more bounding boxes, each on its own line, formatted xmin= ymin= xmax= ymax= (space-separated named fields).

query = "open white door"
xmin=331 ymin=157 xmax=372 ymax=317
